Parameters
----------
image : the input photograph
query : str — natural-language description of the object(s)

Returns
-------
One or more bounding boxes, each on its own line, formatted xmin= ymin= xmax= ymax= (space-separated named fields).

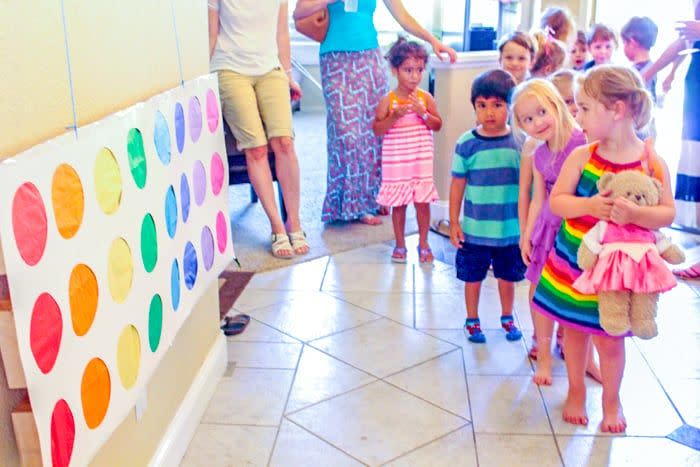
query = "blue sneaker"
xmin=465 ymin=318 xmax=486 ymax=344
xmin=500 ymin=315 xmax=522 ymax=341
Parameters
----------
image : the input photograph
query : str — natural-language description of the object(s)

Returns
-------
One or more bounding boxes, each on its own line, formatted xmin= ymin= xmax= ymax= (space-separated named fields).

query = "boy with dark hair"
xmin=449 ymin=69 xmax=526 ymax=344
xmin=621 ymin=16 xmax=659 ymax=102
xmin=583 ymin=23 xmax=618 ymax=70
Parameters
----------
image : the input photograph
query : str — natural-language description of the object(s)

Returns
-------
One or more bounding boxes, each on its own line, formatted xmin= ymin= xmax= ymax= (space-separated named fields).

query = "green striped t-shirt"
xmin=451 ymin=129 xmax=521 ymax=246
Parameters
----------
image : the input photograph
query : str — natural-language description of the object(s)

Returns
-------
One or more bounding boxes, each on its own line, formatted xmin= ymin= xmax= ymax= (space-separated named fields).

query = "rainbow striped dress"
xmin=376 ymin=89 xmax=439 ymax=207
xmin=532 ymin=144 xmax=646 ymax=336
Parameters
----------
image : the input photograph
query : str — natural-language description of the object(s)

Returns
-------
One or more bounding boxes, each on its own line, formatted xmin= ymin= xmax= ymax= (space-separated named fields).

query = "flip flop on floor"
xmin=220 ymin=313 xmax=250 ymax=336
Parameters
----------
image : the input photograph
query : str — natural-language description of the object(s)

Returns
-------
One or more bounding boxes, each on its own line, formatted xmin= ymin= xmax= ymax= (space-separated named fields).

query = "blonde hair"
xmin=539 ymin=7 xmax=576 ymax=44
xmin=530 ymin=30 xmax=567 ymax=77
xmin=581 ymin=65 xmax=653 ymax=130
xmin=549 ymin=69 xmax=576 ymax=96
xmin=511 ymin=79 xmax=577 ymax=153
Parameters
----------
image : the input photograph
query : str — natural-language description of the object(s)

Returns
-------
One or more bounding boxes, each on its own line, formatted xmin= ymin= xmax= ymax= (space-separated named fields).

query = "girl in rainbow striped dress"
xmin=532 ymin=66 xmax=675 ymax=433
xmin=373 ymin=38 xmax=442 ymax=263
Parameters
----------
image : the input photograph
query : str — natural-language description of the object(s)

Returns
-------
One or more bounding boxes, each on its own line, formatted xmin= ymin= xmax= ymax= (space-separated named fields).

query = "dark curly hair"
xmin=471 ymin=69 xmax=516 ymax=107
xmin=385 ymin=35 xmax=429 ymax=68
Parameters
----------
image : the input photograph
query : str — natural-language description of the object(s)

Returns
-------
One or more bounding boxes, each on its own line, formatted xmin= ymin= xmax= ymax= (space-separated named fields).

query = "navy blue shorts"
xmin=455 ymin=243 xmax=526 ymax=283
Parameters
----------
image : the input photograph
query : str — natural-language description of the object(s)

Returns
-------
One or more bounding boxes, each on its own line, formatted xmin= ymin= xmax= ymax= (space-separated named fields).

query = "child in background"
xmin=549 ymin=70 xmax=579 ymax=117
xmin=621 ymin=16 xmax=659 ymax=103
xmin=532 ymin=65 xmax=674 ymax=432
xmin=539 ymin=6 xmax=577 ymax=45
xmin=373 ymin=37 xmax=442 ymax=263
xmin=530 ymin=30 xmax=568 ymax=78
xmin=498 ymin=32 xmax=536 ymax=84
xmin=449 ymin=69 xmax=526 ymax=344
xmin=583 ymin=24 xmax=618 ymax=70
xmin=571 ymin=31 xmax=589 ymax=71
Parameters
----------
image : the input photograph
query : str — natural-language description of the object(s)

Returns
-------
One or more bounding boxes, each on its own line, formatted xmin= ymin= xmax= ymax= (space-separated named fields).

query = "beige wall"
xmin=0 ymin=0 xmax=219 ymax=465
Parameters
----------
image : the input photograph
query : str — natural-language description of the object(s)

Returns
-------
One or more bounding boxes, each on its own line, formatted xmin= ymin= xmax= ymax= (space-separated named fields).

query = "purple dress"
xmin=525 ymin=129 xmax=586 ymax=283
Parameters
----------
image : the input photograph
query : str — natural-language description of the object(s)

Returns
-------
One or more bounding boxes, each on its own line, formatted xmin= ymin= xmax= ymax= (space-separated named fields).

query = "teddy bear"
xmin=573 ymin=170 xmax=685 ymax=339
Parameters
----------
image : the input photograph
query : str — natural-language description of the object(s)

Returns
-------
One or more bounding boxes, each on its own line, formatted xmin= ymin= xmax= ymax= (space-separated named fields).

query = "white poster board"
xmin=0 ymin=74 xmax=233 ymax=467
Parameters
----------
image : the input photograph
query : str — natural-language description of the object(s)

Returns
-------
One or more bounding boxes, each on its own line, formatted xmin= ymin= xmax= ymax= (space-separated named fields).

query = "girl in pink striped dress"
xmin=373 ymin=37 xmax=442 ymax=263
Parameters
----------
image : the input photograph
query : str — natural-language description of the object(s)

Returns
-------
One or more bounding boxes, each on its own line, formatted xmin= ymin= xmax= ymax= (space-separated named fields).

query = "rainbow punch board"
xmin=0 ymin=74 xmax=233 ymax=467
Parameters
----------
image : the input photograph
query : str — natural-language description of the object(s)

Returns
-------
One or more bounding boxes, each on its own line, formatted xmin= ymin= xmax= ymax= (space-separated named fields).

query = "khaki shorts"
xmin=218 ymin=68 xmax=293 ymax=150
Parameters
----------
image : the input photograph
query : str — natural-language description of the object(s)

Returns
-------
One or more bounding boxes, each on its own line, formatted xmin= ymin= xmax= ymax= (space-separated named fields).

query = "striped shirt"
xmin=451 ymin=129 xmax=521 ymax=246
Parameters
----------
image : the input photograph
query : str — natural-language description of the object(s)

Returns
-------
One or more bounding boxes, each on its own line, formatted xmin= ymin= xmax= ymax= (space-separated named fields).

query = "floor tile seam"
xmin=532 ymin=362 xmax=566 ymax=466
xmin=377 ymin=422 xmax=473 ymax=466
xmin=283 ymin=378 xmax=379 ymax=417
xmin=266 ymin=342 xmax=307 ymax=467
xmin=238 ymin=317 xmax=303 ymax=344
xmin=320 ymin=290 xmax=411 ymax=321
xmin=227 ymin=365 xmax=300 ymax=371
xmin=630 ymin=338 xmax=688 ymax=427
xmin=281 ymin=416 xmax=371 ymax=466
xmin=227 ymin=340 xmax=303 ymax=348
xmin=554 ymin=433 xmax=684 ymax=439
xmin=197 ymin=421 xmax=280 ymax=428
xmin=297 ymin=341 xmax=380 ymax=378
xmin=377 ymin=375 xmax=472 ymax=422
xmin=379 ymin=347 xmax=463 ymax=380
xmin=318 ymin=256 xmax=332 ymax=292
xmin=301 ymin=314 xmax=387 ymax=344
xmin=459 ymin=345 xmax=481 ymax=467
xmin=223 ymin=366 xmax=296 ymax=376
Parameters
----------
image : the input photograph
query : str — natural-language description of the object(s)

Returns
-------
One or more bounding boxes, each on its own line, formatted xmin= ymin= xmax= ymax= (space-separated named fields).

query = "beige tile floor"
xmin=182 ymin=233 xmax=700 ymax=466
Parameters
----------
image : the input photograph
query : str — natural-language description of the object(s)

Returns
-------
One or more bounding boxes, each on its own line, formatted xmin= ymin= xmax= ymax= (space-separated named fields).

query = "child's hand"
xmin=391 ymin=103 xmax=410 ymax=118
xmin=610 ymin=197 xmax=639 ymax=225
xmin=449 ymin=221 xmax=464 ymax=248
xmin=520 ymin=237 xmax=532 ymax=266
xmin=407 ymin=92 xmax=427 ymax=117
xmin=587 ymin=190 xmax=614 ymax=220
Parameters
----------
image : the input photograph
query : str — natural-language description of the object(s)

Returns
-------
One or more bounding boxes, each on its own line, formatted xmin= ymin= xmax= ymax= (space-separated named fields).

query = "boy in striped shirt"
xmin=449 ymin=69 xmax=526 ymax=344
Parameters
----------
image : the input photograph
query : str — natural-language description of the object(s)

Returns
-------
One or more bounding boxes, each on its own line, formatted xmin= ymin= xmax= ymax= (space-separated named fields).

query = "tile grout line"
xmin=265 ymin=343 xmax=306 ymax=467
xmin=283 ymin=417 xmax=370 ymax=466
xmin=378 ymin=422 xmax=473 ymax=466
xmin=460 ymin=341 xmax=482 ymax=467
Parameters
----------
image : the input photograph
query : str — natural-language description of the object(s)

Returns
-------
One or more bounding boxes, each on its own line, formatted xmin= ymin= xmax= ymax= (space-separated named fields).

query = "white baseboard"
xmin=149 ymin=333 xmax=227 ymax=467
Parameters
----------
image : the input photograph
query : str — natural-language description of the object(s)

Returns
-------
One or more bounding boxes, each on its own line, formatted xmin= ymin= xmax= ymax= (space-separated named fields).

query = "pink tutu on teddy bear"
xmin=573 ymin=221 xmax=677 ymax=294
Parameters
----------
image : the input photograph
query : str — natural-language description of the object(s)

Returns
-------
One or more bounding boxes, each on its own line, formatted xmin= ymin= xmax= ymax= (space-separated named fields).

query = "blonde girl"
xmin=512 ymin=79 xmax=587 ymax=385
xmin=498 ymin=31 xmax=536 ymax=84
xmin=532 ymin=65 xmax=673 ymax=432
xmin=549 ymin=69 xmax=578 ymax=117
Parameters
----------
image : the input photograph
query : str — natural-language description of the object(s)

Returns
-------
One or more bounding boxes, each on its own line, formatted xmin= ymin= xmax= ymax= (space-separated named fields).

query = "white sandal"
xmin=287 ymin=230 xmax=309 ymax=256
xmin=271 ymin=233 xmax=294 ymax=259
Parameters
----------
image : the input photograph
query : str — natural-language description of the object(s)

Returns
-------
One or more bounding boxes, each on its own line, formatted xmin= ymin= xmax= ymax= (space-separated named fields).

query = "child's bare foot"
xmin=533 ymin=355 xmax=553 ymax=385
xmin=601 ymin=398 xmax=626 ymax=433
xmin=563 ymin=386 xmax=588 ymax=425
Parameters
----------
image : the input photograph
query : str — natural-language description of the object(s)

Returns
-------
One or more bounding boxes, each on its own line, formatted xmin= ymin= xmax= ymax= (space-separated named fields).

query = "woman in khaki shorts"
xmin=208 ymin=0 xmax=308 ymax=259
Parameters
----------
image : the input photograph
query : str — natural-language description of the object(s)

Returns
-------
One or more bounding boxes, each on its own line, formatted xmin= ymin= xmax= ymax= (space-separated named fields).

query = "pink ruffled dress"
xmin=376 ymin=89 xmax=439 ymax=207
xmin=572 ymin=221 xmax=677 ymax=294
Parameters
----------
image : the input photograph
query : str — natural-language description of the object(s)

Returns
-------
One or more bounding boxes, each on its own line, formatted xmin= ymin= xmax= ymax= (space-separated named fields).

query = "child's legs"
xmin=492 ymin=244 xmax=526 ymax=317
xmin=465 ymin=282 xmax=482 ymax=320
xmin=532 ymin=308 xmax=556 ymax=384
xmin=414 ymin=202 xmax=430 ymax=248
xmin=591 ymin=334 xmax=627 ymax=431
xmin=496 ymin=279 xmax=514 ymax=317
xmin=455 ymin=243 xmax=490 ymax=321
xmin=391 ymin=205 xmax=408 ymax=248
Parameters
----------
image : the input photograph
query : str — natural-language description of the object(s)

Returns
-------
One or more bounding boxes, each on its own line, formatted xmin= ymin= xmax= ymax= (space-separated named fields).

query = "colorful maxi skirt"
xmin=675 ymin=43 xmax=700 ymax=230
xmin=320 ymin=48 xmax=389 ymax=222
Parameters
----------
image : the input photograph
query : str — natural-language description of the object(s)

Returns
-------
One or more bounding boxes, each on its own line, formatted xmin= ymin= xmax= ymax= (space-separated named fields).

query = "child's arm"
xmin=372 ymin=95 xmax=400 ymax=136
xmin=550 ymin=146 xmax=614 ymax=219
xmin=517 ymin=138 xmax=537 ymax=243
xmin=610 ymin=158 xmax=675 ymax=229
xmin=418 ymin=92 xmax=443 ymax=132
xmin=521 ymin=166 xmax=546 ymax=265
xmin=449 ymin=177 xmax=467 ymax=248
